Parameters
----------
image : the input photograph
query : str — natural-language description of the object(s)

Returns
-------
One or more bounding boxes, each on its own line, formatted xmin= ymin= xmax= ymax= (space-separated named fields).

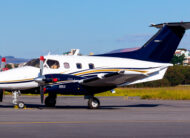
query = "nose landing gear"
xmin=12 ymin=91 xmax=25 ymax=109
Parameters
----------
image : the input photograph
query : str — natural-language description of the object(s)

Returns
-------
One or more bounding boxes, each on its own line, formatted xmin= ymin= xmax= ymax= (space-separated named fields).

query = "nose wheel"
xmin=12 ymin=91 xmax=25 ymax=109
xmin=17 ymin=101 xmax=25 ymax=109
xmin=88 ymin=97 xmax=100 ymax=109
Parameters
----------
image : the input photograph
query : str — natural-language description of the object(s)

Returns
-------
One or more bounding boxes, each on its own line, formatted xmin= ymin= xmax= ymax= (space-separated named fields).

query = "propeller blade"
xmin=0 ymin=57 xmax=6 ymax=72
xmin=39 ymin=56 xmax=45 ymax=104
xmin=40 ymin=86 xmax=44 ymax=104
xmin=40 ymin=56 xmax=45 ymax=76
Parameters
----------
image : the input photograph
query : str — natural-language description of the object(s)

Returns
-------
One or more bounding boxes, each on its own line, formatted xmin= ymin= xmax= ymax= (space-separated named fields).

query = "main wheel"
xmin=45 ymin=96 xmax=56 ymax=107
xmin=88 ymin=97 xmax=100 ymax=109
xmin=17 ymin=101 xmax=25 ymax=109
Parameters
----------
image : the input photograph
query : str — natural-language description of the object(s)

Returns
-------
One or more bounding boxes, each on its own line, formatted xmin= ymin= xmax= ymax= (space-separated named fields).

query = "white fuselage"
xmin=0 ymin=55 xmax=171 ymax=90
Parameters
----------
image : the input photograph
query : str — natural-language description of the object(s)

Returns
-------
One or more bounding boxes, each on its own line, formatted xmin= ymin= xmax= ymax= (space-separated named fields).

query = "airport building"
xmin=175 ymin=48 xmax=190 ymax=65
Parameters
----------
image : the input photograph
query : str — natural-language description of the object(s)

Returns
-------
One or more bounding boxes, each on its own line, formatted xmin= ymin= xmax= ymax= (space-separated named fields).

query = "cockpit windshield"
xmin=25 ymin=58 xmax=40 ymax=68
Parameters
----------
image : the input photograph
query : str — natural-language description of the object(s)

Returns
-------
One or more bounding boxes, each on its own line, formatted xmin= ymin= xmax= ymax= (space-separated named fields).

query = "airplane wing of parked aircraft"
xmin=0 ymin=22 xmax=190 ymax=109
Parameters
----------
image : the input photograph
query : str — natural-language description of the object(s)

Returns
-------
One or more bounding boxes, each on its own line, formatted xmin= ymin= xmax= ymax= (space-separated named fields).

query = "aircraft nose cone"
xmin=0 ymin=66 xmax=40 ymax=90
xmin=0 ymin=66 xmax=39 ymax=81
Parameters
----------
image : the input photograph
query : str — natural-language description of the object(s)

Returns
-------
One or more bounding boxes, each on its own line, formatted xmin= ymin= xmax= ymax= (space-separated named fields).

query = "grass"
xmin=95 ymin=85 xmax=190 ymax=100
xmin=3 ymin=85 xmax=190 ymax=100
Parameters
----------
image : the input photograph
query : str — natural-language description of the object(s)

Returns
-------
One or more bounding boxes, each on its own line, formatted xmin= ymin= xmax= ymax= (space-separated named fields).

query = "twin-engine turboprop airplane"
xmin=0 ymin=22 xmax=189 ymax=109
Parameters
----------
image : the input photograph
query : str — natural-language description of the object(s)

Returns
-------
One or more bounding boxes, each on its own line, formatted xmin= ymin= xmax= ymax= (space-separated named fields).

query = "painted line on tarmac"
xmin=0 ymin=120 xmax=190 ymax=125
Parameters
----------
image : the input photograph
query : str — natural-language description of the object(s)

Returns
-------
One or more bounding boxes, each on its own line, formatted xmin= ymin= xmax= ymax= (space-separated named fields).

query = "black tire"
xmin=17 ymin=101 xmax=25 ymax=109
xmin=88 ymin=97 xmax=100 ymax=109
xmin=45 ymin=96 xmax=56 ymax=107
xmin=0 ymin=90 xmax=3 ymax=102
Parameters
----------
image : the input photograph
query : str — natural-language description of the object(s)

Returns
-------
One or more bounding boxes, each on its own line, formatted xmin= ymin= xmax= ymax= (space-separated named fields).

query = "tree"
xmin=171 ymin=54 xmax=185 ymax=65
xmin=165 ymin=66 xmax=185 ymax=86
xmin=5 ymin=64 xmax=12 ymax=69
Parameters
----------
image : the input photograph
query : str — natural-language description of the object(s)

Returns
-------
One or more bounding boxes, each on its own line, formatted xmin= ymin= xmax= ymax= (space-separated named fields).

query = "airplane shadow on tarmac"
xmin=0 ymin=103 xmax=160 ymax=110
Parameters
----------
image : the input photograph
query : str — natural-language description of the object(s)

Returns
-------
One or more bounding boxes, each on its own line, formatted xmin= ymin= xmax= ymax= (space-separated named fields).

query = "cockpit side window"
xmin=47 ymin=60 xmax=60 ymax=69
xmin=25 ymin=58 xmax=41 ymax=68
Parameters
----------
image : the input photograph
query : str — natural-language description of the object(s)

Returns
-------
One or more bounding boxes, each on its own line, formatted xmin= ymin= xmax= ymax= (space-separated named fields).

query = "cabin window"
xmin=64 ymin=62 xmax=70 ymax=69
xmin=76 ymin=63 xmax=82 ymax=69
xmin=47 ymin=59 xmax=60 ymax=69
xmin=89 ymin=63 xmax=94 ymax=69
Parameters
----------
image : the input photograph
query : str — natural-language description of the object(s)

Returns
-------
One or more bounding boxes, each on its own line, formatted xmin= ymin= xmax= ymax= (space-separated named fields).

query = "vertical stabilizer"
xmin=96 ymin=22 xmax=190 ymax=63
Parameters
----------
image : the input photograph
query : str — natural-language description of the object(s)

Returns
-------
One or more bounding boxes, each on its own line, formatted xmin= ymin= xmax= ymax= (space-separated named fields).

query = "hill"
xmin=0 ymin=56 xmax=29 ymax=64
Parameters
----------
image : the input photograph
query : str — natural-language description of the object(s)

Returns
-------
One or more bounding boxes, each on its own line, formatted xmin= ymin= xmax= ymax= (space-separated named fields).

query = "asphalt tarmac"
xmin=0 ymin=95 xmax=190 ymax=138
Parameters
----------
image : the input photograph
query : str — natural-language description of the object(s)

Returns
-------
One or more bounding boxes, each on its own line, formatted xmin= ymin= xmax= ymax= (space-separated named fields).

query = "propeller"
xmin=39 ymin=56 xmax=45 ymax=104
xmin=0 ymin=57 xmax=6 ymax=102
xmin=0 ymin=57 xmax=6 ymax=72
xmin=34 ymin=56 xmax=59 ymax=104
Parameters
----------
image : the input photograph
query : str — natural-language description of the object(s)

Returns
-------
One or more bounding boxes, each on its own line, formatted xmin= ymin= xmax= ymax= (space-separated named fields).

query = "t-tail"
xmin=96 ymin=22 xmax=190 ymax=63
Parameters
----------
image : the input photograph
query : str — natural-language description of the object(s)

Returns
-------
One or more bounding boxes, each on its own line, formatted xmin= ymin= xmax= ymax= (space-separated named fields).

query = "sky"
xmin=0 ymin=0 xmax=190 ymax=58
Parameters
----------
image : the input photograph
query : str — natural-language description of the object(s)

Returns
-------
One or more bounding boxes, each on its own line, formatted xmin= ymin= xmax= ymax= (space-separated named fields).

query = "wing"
xmin=43 ymin=67 xmax=166 ymax=88
xmin=78 ymin=70 xmax=148 ymax=87
xmin=78 ymin=66 xmax=168 ymax=87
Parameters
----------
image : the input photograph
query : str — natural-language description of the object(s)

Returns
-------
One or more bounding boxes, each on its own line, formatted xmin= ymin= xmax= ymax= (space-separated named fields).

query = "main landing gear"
xmin=45 ymin=93 xmax=57 ymax=107
xmin=12 ymin=91 xmax=25 ymax=109
xmin=86 ymin=96 xmax=100 ymax=109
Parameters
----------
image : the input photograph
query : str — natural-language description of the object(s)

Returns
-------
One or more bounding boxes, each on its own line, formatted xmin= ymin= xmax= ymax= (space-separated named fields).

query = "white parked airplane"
xmin=0 ymin=22 xmax=189 ymax=109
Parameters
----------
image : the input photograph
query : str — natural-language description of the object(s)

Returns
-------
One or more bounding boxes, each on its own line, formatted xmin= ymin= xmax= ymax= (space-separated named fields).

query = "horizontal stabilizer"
xmin=150 ymin=22 xmax=190 ymax=30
